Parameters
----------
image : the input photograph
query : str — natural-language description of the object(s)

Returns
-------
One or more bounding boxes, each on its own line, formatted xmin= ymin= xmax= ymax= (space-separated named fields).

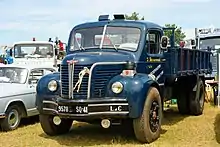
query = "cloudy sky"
xmin=0 ymin=0 xmax=218 ymax=45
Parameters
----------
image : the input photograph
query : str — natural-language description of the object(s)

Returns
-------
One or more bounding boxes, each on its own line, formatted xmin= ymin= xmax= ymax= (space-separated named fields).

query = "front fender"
xmin=107 ymin=73 xmax=159 ymax=118
xmin=36 ymin=72 xmax=60 ymax=110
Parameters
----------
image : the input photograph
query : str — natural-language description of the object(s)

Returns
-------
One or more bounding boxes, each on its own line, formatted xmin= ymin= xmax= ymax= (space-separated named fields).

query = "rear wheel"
xmin=133 ymin=87 xmax=162 ymax=143
xmin=39 ymin=115 xmax=73 ymax=136
xmin=176 ymin=81 xmax=190 ymax=115
xmin=189 ymin=79 xmax=205 ymax=115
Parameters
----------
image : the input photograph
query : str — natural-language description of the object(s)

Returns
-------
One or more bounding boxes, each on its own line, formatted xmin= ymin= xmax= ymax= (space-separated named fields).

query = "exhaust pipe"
xmin=101 ymin=119 xmax=111 ymax=128
xmin=53 ymin=116 xmax=61 ymax=125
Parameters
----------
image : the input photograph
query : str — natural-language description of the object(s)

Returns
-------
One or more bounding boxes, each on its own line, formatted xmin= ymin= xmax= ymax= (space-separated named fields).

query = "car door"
xmin=143 ymin=29 xmax=165 ymax=85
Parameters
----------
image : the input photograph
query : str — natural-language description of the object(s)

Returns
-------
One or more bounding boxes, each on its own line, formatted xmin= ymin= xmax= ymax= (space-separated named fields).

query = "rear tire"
xmin=176 ymin=81 xmax=190 ymax=115
xmin=189 ymin=79 xmax=205 ymax=115
xmin=133 ymin=87 xmax=162 ymax=143
xmin=39 ymin=115 xmax=73 ymax=136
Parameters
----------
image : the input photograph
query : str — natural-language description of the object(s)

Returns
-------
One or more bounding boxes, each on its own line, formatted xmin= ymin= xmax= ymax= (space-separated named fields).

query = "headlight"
xmin=48 ymin=80 xmax=58 ymax=92
xmin=111 ymin=82 xmax=123 ymax=94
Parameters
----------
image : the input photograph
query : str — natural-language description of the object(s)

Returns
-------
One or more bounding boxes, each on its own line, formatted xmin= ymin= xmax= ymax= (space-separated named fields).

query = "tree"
xmin=125 ymin=12 xmax=144 ymax=20
xmin=164 ymin=24 xmax=186 ymax=45
xmin=125 ymin=12 xmax=186 ymax=45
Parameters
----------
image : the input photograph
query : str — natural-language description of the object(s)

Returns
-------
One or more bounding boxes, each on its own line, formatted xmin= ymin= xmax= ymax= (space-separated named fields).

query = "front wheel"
xmin=1 ymin=105 xmax=22 ymax=131
xmin=39 ymin=115 xmax=73 ymax=136
xmin=133 ymin=87 xmax=162 ymax=143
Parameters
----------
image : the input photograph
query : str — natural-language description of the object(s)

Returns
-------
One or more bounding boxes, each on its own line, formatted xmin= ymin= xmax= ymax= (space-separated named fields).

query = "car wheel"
xmin=1 ymin=105 xmax=21 ymax=131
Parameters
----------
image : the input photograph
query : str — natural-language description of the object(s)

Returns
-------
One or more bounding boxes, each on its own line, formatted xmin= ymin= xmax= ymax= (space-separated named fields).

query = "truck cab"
xmin=8 ymin=40 xmax=65 ymax=70
xmin=36 ymin=14 xmax=211 ymax=144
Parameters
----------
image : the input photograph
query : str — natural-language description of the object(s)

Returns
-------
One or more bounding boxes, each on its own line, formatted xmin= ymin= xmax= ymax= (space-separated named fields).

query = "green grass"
xmin=1 ymin=103 xmax=220 ymax=147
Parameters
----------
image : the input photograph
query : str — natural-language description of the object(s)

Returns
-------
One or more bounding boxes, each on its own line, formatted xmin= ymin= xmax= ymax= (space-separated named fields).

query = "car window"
xmin=28 ymin=68 xmax=54 ymax=84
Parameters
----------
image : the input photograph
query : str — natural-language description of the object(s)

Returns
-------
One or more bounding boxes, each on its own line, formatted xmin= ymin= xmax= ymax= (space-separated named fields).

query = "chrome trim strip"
xmin=68 ymin=63 xmax=74 ymax=99
xmin=88 ymin=103 xmax=128 ymax=107
xmin=60 ymin=64 xmax=63 ymax=97
xmin=58 ymin=111 xmax=129 ymax=116
xmin=87 ymin=62 xmax=127 ymax=99
xmin=159 ymin=83 xmax=164 ymax=86
xmin=43 ymin=100 xmax=58 ymax=106
xmin=88 ymin=111 xmax=129 ymax=115
xmin=43 ymin=108 xmax=58 ymax=113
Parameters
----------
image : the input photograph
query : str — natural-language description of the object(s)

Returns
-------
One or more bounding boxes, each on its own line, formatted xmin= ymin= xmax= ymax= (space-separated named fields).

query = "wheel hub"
xmin=8 ymin=110 xmax=19 ymax=128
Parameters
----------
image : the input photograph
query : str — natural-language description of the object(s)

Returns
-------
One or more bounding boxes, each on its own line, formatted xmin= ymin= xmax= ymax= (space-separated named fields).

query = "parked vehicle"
xmin=194 ymin=27 xmax=220 ymax=105
xmin=0 ymin=64 xmax=56 ymax=131
xmin=0 ymin=46 xmax=13 ymax=64
xmin=36 ymin=14 xmax=212 ymax=143
xmin=7 ymin=39 xmax=66 ymax=70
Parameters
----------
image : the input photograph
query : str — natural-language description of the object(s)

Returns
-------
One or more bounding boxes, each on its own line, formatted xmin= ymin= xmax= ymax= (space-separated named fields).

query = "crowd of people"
xmin=48 ymin=37 xmax=64 ymax=52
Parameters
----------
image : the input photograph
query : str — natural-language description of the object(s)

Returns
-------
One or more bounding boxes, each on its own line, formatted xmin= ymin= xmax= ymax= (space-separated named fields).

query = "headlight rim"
xmin=48 ymin=80 xmax=58 ymax=92
xmin=111 ymin=81 xmax=123 ymax=94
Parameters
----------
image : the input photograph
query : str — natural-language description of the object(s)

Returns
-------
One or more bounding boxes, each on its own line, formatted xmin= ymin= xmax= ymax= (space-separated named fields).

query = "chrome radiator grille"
xmin=60 ymin=64 xmax=123 ymax=99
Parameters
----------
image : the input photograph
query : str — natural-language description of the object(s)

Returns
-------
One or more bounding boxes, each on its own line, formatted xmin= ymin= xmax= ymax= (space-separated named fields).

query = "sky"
xmin=0 ymin=0 xmax=219 ymax=45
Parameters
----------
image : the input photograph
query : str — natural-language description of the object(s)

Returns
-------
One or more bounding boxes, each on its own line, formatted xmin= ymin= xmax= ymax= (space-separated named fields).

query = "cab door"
xmin=142 ymin=29 xmax=165 ymax=85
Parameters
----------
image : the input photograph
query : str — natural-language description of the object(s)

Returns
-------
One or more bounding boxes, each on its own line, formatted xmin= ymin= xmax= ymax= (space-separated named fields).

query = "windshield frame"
xmin=69 ymin=25 xmax=142 ymax=52
xmin=13 ymin=43 xmax=54 ymax=58
xmin=0 ymin=67 xmax=29 ymax=84
xmin=199 ymin=36 xmax=220 ymax=50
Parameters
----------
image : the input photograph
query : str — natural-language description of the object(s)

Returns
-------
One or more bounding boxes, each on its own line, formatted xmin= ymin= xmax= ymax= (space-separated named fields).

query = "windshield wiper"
xmin=99 ymin=25 xmax=107 ymax=49
xmin=99 ymin=25 xmax=118 ymax=51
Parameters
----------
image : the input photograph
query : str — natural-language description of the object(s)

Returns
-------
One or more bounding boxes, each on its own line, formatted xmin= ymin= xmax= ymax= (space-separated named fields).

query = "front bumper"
xmin=41 ymin=97 xmax=129 ymax=119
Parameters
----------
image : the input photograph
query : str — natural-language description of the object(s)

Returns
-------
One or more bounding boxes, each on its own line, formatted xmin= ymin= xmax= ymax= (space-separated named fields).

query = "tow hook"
xmin=101 ymin=119 xmax=111 ymax=128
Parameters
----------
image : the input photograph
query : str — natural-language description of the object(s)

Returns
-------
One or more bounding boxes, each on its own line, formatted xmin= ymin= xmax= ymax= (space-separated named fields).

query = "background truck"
xmin=194 ymin=27 xmax=220 ymax=105
xmin=7 ymin=39 xmax=66 ymax=70
xmin=36 ymin=14 xmax=212 ymax=144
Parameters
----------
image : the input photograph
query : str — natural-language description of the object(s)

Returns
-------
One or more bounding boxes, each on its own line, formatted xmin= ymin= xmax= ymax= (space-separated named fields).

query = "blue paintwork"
xmin=36 ymin=17 xmax=212 ymax=119
xmin=106 ymin=74 xmax=158 ymax=118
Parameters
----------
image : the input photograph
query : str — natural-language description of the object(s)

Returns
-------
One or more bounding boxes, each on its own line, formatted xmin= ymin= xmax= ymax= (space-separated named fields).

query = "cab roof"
xmin=73 ymin=19 xmax=163 ymax=30
xmin=13 ymin=41 xmax=55 ymax=46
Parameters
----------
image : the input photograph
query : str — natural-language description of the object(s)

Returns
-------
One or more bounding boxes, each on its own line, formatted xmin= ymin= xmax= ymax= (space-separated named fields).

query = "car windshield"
xmin=199 ymin=37 xmax=220 ymax=49
xmin=0 ymin=67 xmax=28 ymax=84
xmin=14 ymin=43 xmax=54 ymax=58
xmin=70 ymin=26 xmax=141 ymax=51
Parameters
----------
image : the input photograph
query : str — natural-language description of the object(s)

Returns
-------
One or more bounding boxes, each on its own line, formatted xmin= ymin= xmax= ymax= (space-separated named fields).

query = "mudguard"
xmin=36 ymin=72 xmax=60 ymax=111
xmin=107 ymin=73 xmax=160 ymax=119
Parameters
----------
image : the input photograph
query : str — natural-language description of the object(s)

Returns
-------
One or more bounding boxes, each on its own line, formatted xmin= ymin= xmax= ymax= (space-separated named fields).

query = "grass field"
xmin=1 ymin=103 xmax=220 ymax=147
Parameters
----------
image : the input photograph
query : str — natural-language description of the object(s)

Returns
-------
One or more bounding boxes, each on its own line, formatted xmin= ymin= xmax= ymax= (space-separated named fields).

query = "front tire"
xmin=1 ymin=105 xmax=21 ymax=131
xmin=133 ymin=87 xmax=162 ymax=143
xmin=39 ymin=115 xmax=73 ymax=136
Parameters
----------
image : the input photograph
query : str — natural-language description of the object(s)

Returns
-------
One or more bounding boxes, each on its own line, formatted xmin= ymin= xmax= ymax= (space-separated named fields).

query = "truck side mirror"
xmin=9 ymin=49 xmax=12 ymax=56
xmin=191 ymin=39 xmax=196 ymax=47
xmin=161 ymin=36 xmax=168 ymax=49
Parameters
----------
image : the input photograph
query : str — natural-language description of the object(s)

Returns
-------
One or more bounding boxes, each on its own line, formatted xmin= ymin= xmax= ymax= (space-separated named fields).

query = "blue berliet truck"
xmin=36 ymin=15 xmax=212 ymax=143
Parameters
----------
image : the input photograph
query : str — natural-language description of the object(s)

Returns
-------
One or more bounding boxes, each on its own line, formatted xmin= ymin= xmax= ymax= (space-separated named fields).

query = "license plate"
xmin=57 ymin=105 xmax=69 ymax=113
xmin=75 ymin=105 xmax=88 ymax=114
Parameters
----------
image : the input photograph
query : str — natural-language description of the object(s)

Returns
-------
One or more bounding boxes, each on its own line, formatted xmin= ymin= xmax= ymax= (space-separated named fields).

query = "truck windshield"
xmin=199 ymin=37 xmax=220 ymax=50
xmin=70 ymin=26 xmax=141 ymax=51
xmin=14 ymin=44 xmax=54 ymax=58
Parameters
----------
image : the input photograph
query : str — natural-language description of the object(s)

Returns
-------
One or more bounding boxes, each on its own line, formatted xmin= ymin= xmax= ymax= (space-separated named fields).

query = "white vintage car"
xmin=0 ymin=64 xmax=56 ymax=131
